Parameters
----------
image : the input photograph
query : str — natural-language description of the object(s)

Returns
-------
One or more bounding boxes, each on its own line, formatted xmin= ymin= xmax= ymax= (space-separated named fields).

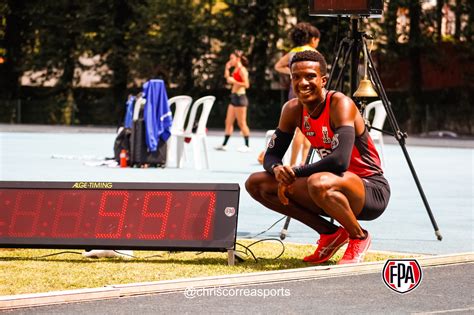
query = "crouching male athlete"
xmin=245 ymin=50 xmax=390 ymax=264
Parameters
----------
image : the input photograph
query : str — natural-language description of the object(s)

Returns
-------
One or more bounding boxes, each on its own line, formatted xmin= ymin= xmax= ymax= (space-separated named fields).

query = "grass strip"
xmin=0 ymin=240 xmax=415 ymax=296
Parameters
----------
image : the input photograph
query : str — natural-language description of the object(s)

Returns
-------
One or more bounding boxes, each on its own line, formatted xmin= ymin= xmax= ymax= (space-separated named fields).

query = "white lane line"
xmin=412 ymin=306 xmax=474 ymax=314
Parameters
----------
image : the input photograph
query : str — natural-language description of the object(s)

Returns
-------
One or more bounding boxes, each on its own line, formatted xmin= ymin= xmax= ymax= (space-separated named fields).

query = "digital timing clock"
xmin=0 ymin=181 xmax=240 ymax=252
xmin=309 ymin=0 xmax=383 ymax=17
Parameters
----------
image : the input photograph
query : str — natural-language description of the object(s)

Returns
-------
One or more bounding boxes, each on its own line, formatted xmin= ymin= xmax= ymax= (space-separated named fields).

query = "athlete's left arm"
xmin=292 ymin=93 xmax=357 ymax=177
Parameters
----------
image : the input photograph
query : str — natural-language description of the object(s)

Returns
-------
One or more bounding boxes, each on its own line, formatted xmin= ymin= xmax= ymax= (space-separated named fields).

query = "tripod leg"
xmin=279 ymin=138 xmax=321 ymax=239
xmin=327 ymin=38 xmax=350 ymax=89
xmin=366 ymin=48 xmax=442 ymax=241
xmin=279 ymin=216 xmax=292 ymax=240
xmin=333 ymin=39 xmax=356 ymax=91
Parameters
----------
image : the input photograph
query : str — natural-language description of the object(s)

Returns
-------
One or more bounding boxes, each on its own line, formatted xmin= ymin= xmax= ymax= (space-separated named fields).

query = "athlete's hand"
xmin=273 ymin=165 xmax=296 ymax=185
xmin=279 ymin=183 xmax=294 ymax=205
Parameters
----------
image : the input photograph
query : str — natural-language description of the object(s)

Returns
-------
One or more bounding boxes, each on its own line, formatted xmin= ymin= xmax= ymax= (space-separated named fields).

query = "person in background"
xmin=246 ymin=50 xmax=390 ymax=265
xmin=274 ymin=22 xmax=321 ymax=166
xmin=215 ymin=50 xmax=251 ymax=153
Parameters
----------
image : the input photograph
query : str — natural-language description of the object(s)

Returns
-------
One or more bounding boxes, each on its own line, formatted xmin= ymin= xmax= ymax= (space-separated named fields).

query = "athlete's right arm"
xmin=262 ymin=128 xmax=293 ymax=174
xmin=263 ymin=100 xmax=299 ymax=184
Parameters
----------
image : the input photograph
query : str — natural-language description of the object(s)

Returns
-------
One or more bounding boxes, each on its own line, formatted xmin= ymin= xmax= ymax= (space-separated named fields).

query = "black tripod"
xmin=280 ymin=17 xmax=442 ymax=241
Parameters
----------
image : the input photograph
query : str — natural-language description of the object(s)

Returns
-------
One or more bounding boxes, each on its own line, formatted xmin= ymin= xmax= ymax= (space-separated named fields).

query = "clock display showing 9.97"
xmin=0 ymin=189 xmax=218 ymax=241
xmin=0 ymin=182 xmax=239 ymax=250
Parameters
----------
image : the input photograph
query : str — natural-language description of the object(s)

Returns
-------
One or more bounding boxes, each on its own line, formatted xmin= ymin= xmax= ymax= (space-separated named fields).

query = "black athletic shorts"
xmin=357 ymin=174 xmax=391 ymax=221
xmin=230 ymin=93 xmax=248 ymax=107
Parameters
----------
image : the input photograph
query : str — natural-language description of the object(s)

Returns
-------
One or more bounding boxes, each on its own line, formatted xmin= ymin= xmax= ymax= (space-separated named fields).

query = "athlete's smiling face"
xmin=291 ymin=61 xmax=327 ymax=105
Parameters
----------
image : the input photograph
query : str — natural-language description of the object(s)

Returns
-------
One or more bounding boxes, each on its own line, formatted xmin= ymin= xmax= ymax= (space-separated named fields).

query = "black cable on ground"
xmin=235 ymin=238 xmax=285 ymax=262
xmin=242 ymin=215 xmax=287 ymax=239
xmin=226 ymin=215 xmax=289 ymax=262
xmin=32 ymin=251 xmax=83 ymax=259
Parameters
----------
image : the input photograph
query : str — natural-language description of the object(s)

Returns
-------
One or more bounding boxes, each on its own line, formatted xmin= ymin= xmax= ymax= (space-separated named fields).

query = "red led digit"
xmin=138 ymin=192 xmax=172 ymax=239
xmin=51 ymin=192 xmax=86 ymax=238
xmin=181 ymin=192 xmax=216 ymax=240
xmin=8 ymin=191 xmax=44 ymax=237
xmin=95 ymin=191 xmax=129 ymax=239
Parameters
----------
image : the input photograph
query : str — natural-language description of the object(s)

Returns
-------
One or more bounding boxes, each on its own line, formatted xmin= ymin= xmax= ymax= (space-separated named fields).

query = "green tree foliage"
xmin=377 ymin=0 xmax=472 ymax=133
xmin=0 ymin=0 xmax=472 ymax=132
xmin=1 ymin=0 xmax=95 ymax=123
xmin=0 ymin=0 xmax=31 ymax=100
xmin=407 ymin=0 xmax=425 ymax=133
xmin=84 ymin=0 xmax=151 ymax=117
xmin=143 ymin=0 xmax=213 ymax=92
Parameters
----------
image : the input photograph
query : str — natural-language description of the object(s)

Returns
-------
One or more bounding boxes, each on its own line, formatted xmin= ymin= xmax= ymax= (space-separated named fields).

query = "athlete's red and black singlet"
xmin=301 ymin=91 xmax=383 ymax=178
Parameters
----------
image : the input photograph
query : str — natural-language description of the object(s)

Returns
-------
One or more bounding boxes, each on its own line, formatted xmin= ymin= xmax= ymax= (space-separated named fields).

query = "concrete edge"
xmin=366 ymin=249 xmax=427 ymax=256
xmin=1 ymin=252 xmax=472 ymax=310
xmin=0 ymin=287 xmax=119 ymax=310
xmin=107 ymin=252 xmax=472 ymax=295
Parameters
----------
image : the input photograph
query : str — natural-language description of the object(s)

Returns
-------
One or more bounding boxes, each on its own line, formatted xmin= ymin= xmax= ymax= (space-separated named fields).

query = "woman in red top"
xmin=216 ymin=50 xmax=251 ymax=152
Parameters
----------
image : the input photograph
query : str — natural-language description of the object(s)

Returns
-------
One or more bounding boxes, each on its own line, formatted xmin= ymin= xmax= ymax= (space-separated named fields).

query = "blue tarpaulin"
xmin=124 ymin=96 xmax=135 ymax=129
xmin=142 ymin=79 xmax=172 ymax=152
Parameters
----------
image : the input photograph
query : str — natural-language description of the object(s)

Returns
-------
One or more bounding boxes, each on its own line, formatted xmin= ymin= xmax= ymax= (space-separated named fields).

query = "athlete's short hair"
xmin=290 ymin=50 xmax=327 ymax=75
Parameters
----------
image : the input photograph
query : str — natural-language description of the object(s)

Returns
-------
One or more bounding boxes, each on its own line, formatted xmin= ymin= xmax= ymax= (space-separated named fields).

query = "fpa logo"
xmin=382 ymin=259 xmax=423 ymax=294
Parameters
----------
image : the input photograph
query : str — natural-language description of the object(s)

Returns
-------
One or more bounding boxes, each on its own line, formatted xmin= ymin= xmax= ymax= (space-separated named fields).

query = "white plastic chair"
xmin=166 ymin=95 xmax=193 ymax=167
xmin=176 ymin=96 xmax=216 ymax=169
xmin=169 ymin=95 xmax=193 ymax=133
xmin=132 ymin=96 xmax=146 ymax=121
xmin=363 ymin=100 xmax=387 ymax=167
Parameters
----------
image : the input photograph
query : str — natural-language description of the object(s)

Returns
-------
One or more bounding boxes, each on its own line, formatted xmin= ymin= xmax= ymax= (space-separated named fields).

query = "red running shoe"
xmin=338 ymin=231 xmax=372 ymax=265
xmin=303 ymin=227 xmax=349 ymax=264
